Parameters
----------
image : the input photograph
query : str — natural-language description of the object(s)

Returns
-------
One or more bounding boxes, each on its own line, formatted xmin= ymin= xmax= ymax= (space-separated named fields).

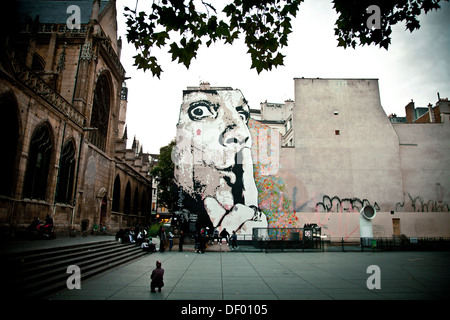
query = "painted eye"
xmin=236 ymin=107 xmax=249 ymax=123
xmin=239 ymin=112 xmax=248 ymax=123
xmin=191 ymin=106 xmax=209 ymax=118
xmin=188 ymin=101 xmax=217 ymax=121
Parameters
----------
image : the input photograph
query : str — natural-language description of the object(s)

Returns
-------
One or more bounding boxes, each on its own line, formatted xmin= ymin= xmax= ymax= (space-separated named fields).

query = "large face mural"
xmin=173 ymin=89 xmax=268 ymax=234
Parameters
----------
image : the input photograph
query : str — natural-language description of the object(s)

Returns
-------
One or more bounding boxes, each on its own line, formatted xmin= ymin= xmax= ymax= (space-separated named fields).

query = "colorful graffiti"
xmin=248 ymin=119 xmax=298 ymax=229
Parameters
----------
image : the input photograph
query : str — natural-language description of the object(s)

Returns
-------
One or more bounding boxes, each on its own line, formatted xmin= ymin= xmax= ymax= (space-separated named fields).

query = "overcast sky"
xmin=115 ymin=0 xmax=450 ymax=154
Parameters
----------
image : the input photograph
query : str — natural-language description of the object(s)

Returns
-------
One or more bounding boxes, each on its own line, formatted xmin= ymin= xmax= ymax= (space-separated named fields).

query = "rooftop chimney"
xmin=199 ymin=81 xmax=210 ymax=90
xmin=428 ymin=103 xmax=435 ymax=123
xmin=405 ymin=100 xmax=415 ymax=123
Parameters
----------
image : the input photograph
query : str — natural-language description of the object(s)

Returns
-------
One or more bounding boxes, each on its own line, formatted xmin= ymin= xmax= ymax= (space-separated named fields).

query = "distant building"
xmin=388 ymin=96 xmax=449 ymax=124
xmin=404 ymin=97 xmax=449 ymax=124
xmin=256 ymin=100 xmax=295 ymax=147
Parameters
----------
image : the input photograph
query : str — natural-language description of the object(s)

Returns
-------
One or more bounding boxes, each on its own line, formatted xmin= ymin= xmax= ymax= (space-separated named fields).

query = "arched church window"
xmin=55 ymin=141 xmax=76 ymax=204
xmin=141 ymin=191 xmax=148 ymax=216
xmin=0 ymin=94 xmax=19 ymax=196
xmin=31 ymin=53 xmax=45 ymax=71
xmin=112 ymin=174 xmax=121 ymax=212
xmin=23 ymin=123 xmax=53 ymax=200
xmin=88 ymin=74 xmax=110 ymax=151
xmin=133 ymin=187 xmax=139 ymax=215
xmin=124 ymin=181 xmax=131 ymax=214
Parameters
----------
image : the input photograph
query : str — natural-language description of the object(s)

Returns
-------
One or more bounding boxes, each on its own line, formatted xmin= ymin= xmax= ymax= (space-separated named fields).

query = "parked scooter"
xmin=27 ymin=216 xmax=56 ymax=240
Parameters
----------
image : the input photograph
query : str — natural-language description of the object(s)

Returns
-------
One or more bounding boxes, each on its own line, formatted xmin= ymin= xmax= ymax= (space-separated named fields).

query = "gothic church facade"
xmin=0 ymin=0 xmax=152 ymax=236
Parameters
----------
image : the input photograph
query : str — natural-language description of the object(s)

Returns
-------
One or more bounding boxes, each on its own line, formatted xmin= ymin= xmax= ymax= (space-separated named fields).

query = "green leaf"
xmin=337 ymin=37 xmax=347 ymax=48
xmin=168 ymin=42 xmax=180 ymax=62
xmin=273 ymin=52 xmax=284 ymax=66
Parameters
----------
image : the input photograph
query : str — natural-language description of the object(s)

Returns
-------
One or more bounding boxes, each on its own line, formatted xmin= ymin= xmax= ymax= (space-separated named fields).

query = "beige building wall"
xmin=393 ymin=122 xmax=450 ymax=212
xmin=290 ymin=78 xmax=404 ymax=212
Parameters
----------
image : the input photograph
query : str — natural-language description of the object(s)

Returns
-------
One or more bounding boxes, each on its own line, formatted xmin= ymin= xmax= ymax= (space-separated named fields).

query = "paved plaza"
xmin=48 ymin=242 xmax=450 ymax=301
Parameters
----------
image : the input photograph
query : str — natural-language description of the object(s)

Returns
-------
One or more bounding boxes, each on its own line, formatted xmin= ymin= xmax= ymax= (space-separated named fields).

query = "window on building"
xmin=141 ymin=191 xmax=148 ymax=216
xmin=124 ymin=181 xmax=131 ymax=214
xmin=112 ymin=175 xmax=121 ymax=212
xmin=23 ymin=123 xmax=53 ymax=200
xmin=335 ymin=130 xmax=340 ymax=135
xmin=88 ymin=74 xmax=110 ymax=151
xmin=120 ymin=84 xmax=128 ymax=101
xmin=0 ymin=95 xmax=19 ymax=197
xmin=55 ymin=141 xmax=76 ymax=204
xmin=133 ymin=187 xmax=139 ymax=215
xmin=31 ymin=53 xmax=45 ymax=71
xmin=285 ymin=117 xmax=293 ymax=133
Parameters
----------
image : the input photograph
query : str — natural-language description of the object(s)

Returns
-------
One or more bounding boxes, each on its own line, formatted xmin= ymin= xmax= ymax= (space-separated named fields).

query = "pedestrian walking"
xmin=194 ymin=231 xmax=200 ymax=252
xmin=198 ymin=229 xmax=206 ymax=253
xmin=230 ymin=230 xmax=238 ymax=250
xmin=178 ymin=230 xmax=184 ymax=252
xmin=220 ymin=228 xmax=230 ymax=245
xmin=159 ymin=227 xmax=166 ymax=252
xmin=150 ymin=261 xmax=164 ymax=293
xmin=213 ymin=228 xmax=219 ymax=243
xmin=168 ymin=231 xmax=174 ymax=251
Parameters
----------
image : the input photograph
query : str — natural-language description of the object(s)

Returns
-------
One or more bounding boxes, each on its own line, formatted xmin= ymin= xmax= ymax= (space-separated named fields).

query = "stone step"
xmin=32 ymin=249 xmax=148 ymax=300
xmin=16 ymin=242 xmax=140 ymax=284
xmin=2 ymin=239 xmax=115 ymax=261
xmin=23 ymin=246 xmax=147 ymax=299
xmin=2 ymin=240 xmax=148 ymax=300
xmin=10 ymin=241 xmax=123 ymax=273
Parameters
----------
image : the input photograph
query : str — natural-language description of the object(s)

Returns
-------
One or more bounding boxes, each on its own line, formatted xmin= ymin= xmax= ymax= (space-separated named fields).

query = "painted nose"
xmin=220 ymin=123 xmax=249 ymax=149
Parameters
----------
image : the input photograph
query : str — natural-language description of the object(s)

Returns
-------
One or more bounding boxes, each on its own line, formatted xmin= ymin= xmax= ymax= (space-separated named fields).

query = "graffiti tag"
xmin=315 ymin=195 xmax=380 ymax=213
